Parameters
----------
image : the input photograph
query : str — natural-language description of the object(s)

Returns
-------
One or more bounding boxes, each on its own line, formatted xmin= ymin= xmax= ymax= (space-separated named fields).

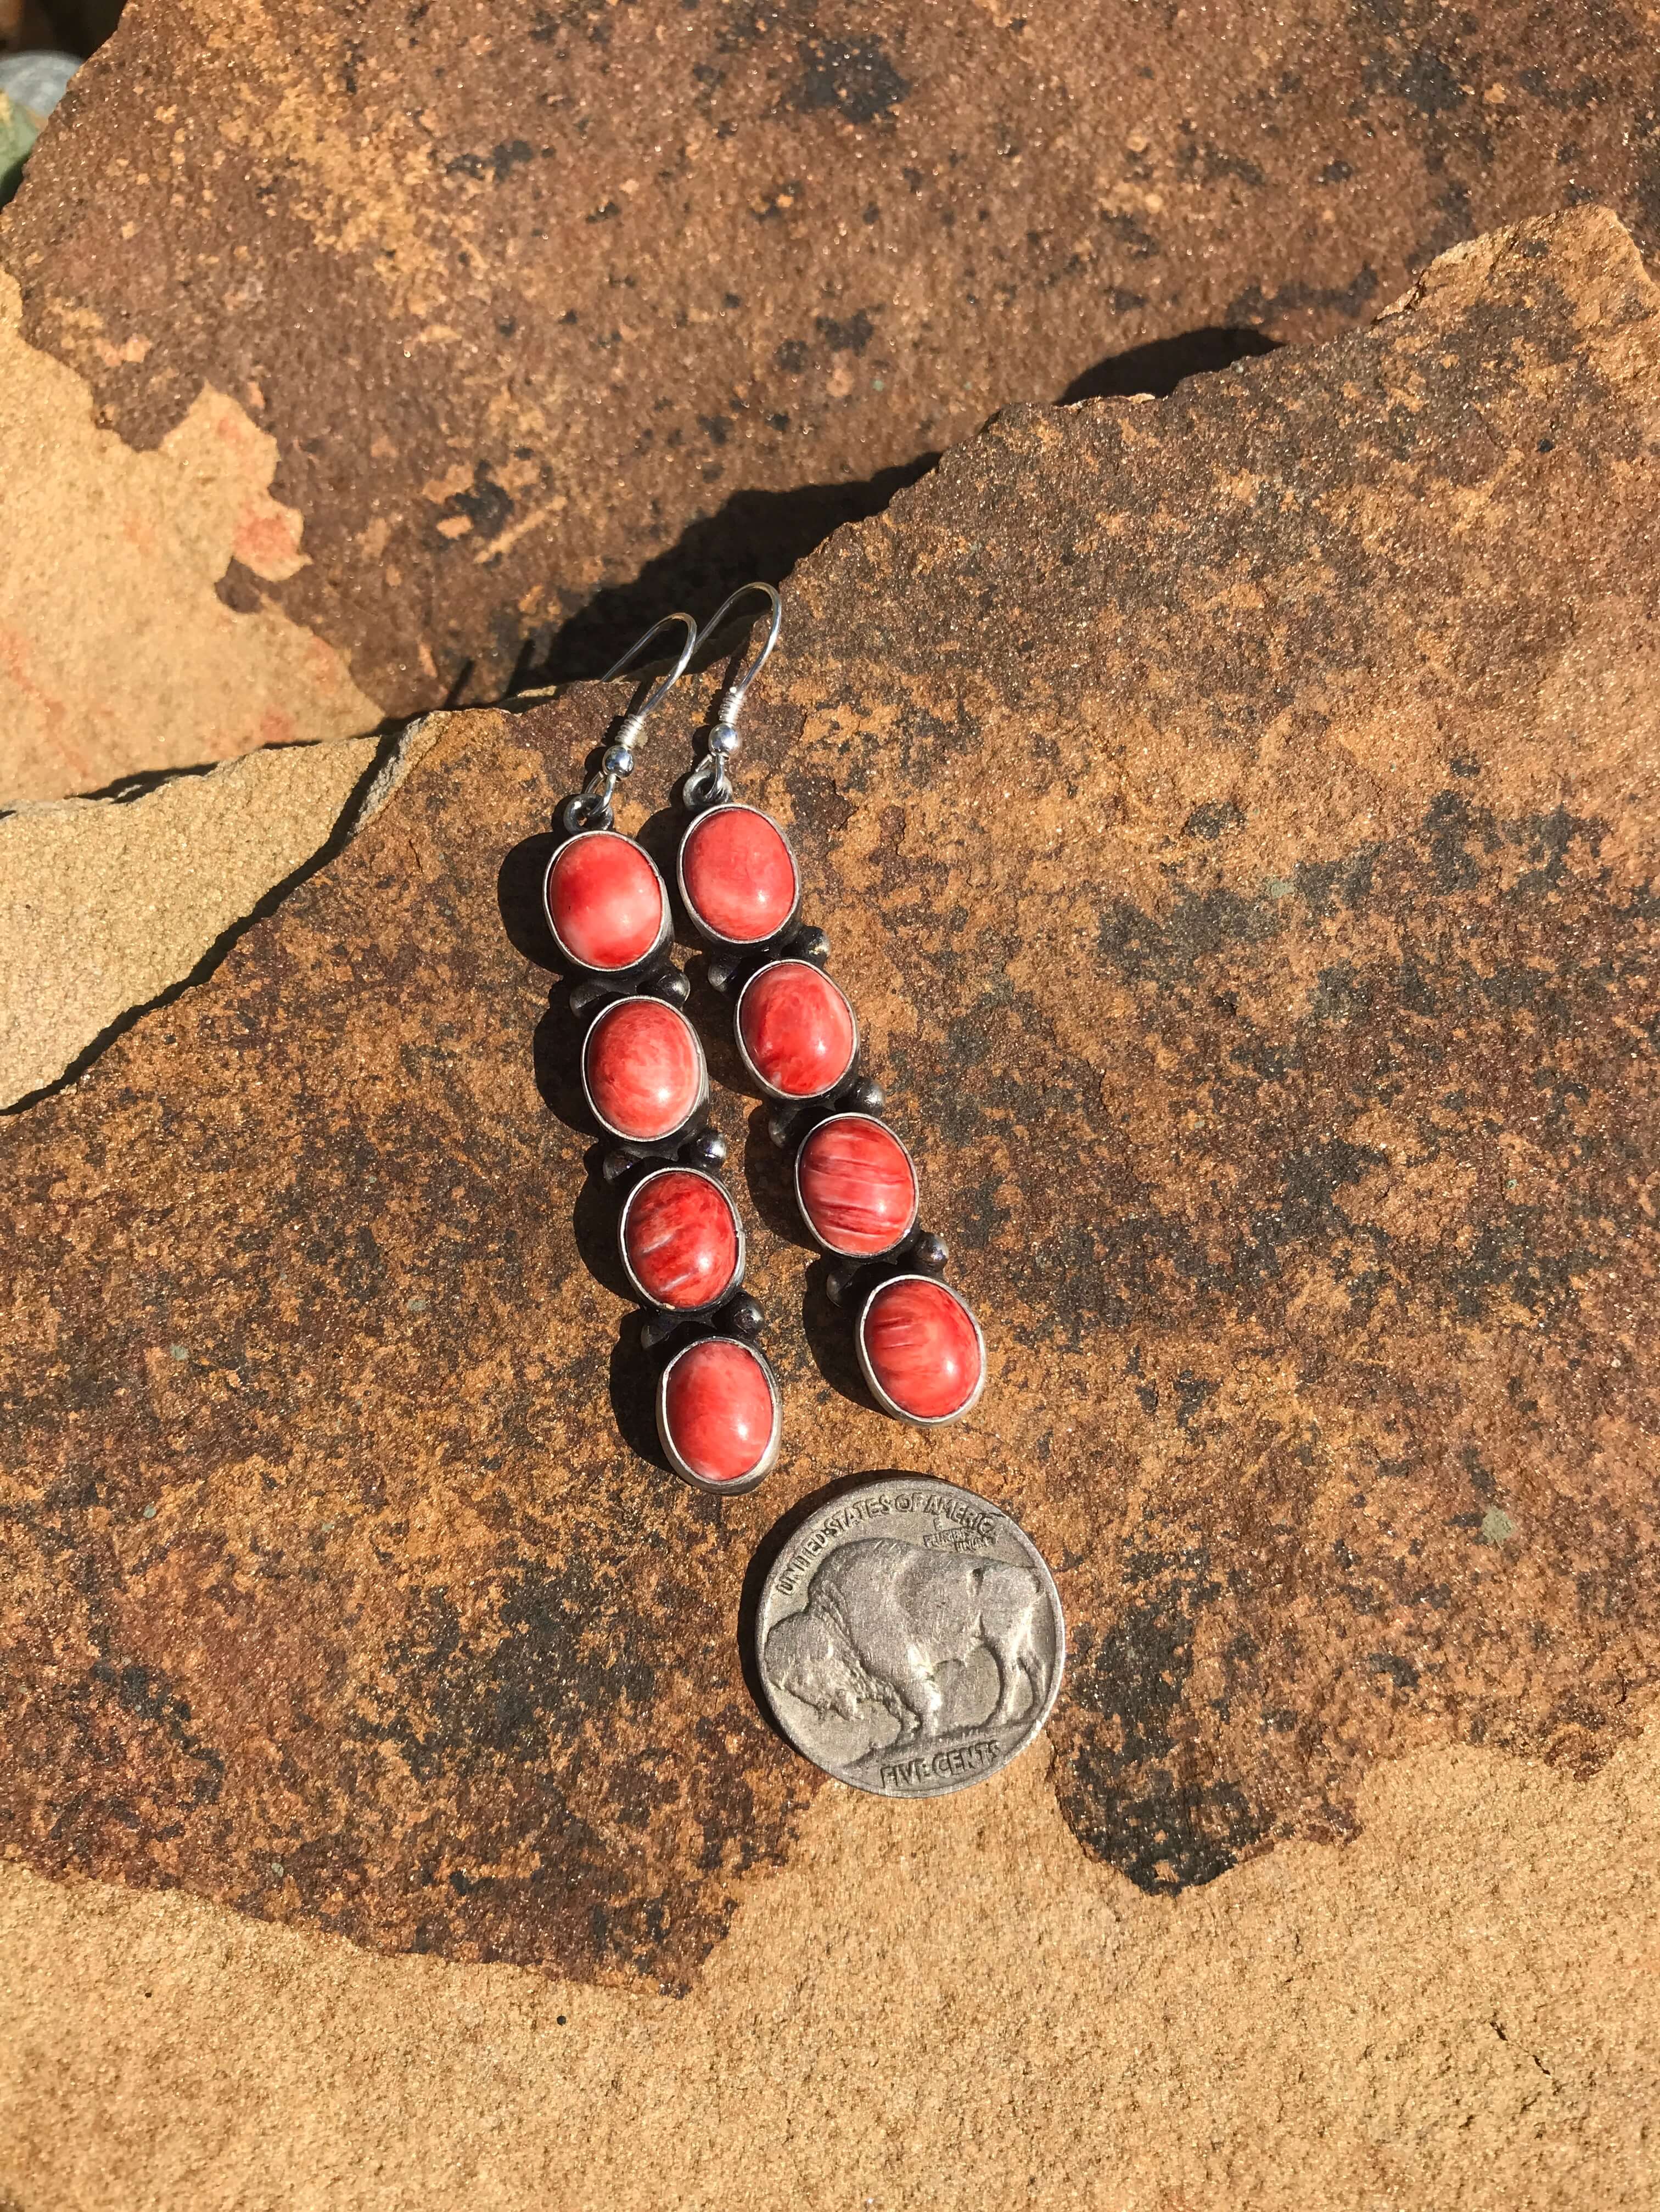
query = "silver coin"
xmin=754 ymin=1476 xmax=1065 ymax=1798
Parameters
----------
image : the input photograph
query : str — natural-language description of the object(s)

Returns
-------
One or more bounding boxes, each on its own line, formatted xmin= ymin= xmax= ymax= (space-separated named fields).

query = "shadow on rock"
xmin=503 ymin=327 xmax=1283 ymax=697
xmin=513 ymin=458 xmax=940 ymax=688
xmin=1059 ymin=324 xmax=1283 ymax=405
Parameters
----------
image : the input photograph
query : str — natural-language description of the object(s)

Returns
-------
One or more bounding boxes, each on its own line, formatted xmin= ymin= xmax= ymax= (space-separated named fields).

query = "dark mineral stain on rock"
xmin=3 ymin=1 xmax=1657 ymax=711
xmin=792 ymin=34 xmax=911 ymax=128
xmin=1 ymin=210 xmax=1658 ymax=1974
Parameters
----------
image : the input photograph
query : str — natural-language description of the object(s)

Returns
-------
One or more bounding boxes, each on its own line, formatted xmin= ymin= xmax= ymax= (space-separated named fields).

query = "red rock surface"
xmin=0 ymin=210 xmax=1657 ymax=1993
xmin=2 ymin=0 xmax=1657 ymax=743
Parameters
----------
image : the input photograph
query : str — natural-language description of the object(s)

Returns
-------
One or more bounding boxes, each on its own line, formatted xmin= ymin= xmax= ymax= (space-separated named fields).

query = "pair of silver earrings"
xmin=541 ymin=583 xmax=985 ymax=1495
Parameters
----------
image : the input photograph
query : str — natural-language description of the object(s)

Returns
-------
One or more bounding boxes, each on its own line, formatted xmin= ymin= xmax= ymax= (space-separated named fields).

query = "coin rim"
xmin=753 ymin=1474 xmax=1066 ymax=1797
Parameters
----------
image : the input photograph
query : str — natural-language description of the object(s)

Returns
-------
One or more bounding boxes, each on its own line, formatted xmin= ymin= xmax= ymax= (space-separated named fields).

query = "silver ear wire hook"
xmin=683 ymin=581 xmax=783 ymax=811
xmin=563 ymin=610 xmax=698 ymax=833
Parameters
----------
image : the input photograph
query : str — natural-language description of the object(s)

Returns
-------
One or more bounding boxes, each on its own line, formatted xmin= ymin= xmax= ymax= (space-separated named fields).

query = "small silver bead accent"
xmin=709 ymin=723 xmax=743 ymax=757
xmin=602 ymin=743 xmax=634 ymax=777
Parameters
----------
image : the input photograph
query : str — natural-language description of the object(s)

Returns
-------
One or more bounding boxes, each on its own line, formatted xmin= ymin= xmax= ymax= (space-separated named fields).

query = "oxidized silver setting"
xmin=854 ymin=1271 xmax=988 ymax=1427
xmin=616 ymin=1165 xmax=746 ymax=1315
xmin=655 ymin=1336 xmax=784 ymax=1495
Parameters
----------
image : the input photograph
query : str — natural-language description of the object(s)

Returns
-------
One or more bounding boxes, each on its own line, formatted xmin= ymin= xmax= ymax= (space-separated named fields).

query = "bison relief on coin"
xmin=754 ymin=1476 xmax=1065 ymax=1797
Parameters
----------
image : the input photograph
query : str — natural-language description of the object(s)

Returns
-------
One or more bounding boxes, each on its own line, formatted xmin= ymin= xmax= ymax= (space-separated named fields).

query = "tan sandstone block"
xmin=0 ymin=724 xmax=441 ymax=1108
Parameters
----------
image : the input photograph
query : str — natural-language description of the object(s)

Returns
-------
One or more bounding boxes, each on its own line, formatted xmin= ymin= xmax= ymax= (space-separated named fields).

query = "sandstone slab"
xmin=0 ymin=265 xmax=380 ymax=803
xmin=0 ymin=732 xmax=408 ymax=1109
xmin=1 ymin=1727 xmax=1656 ymax=2209
xmin=1 ymin=210 xmax=1657 ymax=2024
xmin=2 ymin=0 xmax=1658 ymax=798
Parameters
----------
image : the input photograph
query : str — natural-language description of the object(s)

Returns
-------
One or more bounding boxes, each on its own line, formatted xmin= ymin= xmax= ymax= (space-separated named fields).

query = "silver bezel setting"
xmin=733 ymin=958 xmax=859 ymax=1105
xmin=793 ymin=1112 xmax=921 ymax=1260
xmin=617 ymin=1166 xmax=746 ymax=1315
xmin=581 ymin=995 xmax=709 ymax=1144
xmin=657 ymin=1336 xmax=783 ymax=1495
xmin=542 ymin=828 xmax=672 ymax=976
xmin=675 ymin=802 xmax=802 ymax=952
xmin=855 ymin=1273 xmax=988 ymax=1427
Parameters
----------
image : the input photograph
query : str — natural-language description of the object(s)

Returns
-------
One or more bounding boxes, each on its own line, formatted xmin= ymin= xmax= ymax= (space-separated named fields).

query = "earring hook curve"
xmin=684 ymin=581 xmax=783 ymax=811
xmin=694 ymin=581 xmax=782 ymax=716
xmin=600 ymin=609 xmax=700 ymax=713
xmin=564 ymin=609 xmax=698 ymax=833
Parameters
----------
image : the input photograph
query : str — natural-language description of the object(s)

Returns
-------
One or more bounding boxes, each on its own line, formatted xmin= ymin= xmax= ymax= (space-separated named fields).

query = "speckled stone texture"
xmin=1 ymin=211 xmax=1657 ymax=2005
xmin=1 ymin=0 xmax=1657 ymax=797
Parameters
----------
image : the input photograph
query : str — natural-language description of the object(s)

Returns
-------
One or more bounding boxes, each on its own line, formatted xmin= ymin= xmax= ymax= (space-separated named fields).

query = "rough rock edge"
xmin=0 ymin=207 xmax=1639 ymax=1097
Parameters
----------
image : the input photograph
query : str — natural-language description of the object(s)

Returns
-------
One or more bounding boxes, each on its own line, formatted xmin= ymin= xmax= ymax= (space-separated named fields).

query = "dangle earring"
xmin=543 ymin=613 xmax=782 ymax=1494
xmin=677 ymin=584 xmax=986 ymax=1427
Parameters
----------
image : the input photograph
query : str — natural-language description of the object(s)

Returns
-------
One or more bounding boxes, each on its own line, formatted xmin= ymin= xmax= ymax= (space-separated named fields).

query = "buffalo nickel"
xmin=754 ymin=1476 xmax=1065 ymax=1798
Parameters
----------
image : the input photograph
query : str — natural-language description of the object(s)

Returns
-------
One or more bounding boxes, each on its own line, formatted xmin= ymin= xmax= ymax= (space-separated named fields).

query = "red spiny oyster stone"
xmin=860 ymin=1277 xmax=984 ymax=1423
xmin=545 ymin=832 xmax=666 ymax=972
xmin=796 ymin=1114 xmax=918 ymax=1257
xmin=660 ymin=1338 xmax=778 ymax=1486
xmin=583 ymin=997 xmax=703 ymax=1141
xmin=736 ymin=960 xmax=856 ymax=1099
xmin=679 ymin=805 xmax=798 ymax=944
xmin=621 ymin=1169 xmax=741 ymax=1310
